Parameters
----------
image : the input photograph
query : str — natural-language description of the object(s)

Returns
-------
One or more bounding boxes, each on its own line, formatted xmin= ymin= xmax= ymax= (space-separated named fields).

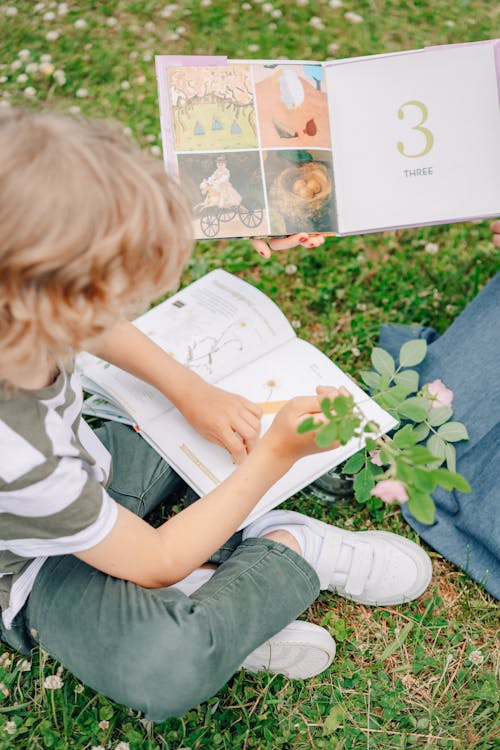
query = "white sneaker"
xmin=242 ymin=620 xmax=336 ymax=679
xmin=244 ymin=510 xmax=432 ymax=607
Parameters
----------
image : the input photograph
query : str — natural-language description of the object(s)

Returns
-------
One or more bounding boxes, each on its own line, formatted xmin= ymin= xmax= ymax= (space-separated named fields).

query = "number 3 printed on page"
xmin=397 ymin=100 xmax=434 ymax=158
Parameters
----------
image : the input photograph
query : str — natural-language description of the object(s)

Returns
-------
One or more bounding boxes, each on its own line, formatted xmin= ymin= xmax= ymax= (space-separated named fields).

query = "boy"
xmin=0 ymin=108 xmax=431 ymax=721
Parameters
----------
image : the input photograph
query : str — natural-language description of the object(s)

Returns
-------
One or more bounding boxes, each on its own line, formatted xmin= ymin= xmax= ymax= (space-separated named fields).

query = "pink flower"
xmin=372 ymin=479 xmax=408 ymax=504
xmin=369 ymin=450 xmax=383 ymax=466
xmin=426 ymin=379 xmax=454 ymax=409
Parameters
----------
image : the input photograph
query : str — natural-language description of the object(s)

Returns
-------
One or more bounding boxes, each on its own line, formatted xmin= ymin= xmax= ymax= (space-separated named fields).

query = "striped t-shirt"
xmin=0 ymin=366 xmax=118 ymax=629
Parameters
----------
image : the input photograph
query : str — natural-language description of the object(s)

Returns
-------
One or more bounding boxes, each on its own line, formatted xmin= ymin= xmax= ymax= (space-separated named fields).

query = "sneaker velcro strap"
xmin=344 ymin=541 xmax=374 ymax=597
xmin=316 ymin=529 xmax=344 ymax=589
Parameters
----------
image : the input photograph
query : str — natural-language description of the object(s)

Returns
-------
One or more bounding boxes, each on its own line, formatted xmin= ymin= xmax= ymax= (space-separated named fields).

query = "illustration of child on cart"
xmin=194 ymin=155 xmax=264 ymax=237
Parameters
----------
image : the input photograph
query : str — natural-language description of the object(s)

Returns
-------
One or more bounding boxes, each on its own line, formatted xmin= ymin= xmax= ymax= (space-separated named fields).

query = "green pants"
xmin=2 ymin=423 xmax=319 ymax=721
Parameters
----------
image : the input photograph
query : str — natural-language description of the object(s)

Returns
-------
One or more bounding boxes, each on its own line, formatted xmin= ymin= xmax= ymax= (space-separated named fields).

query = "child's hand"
xmin=490 ymin=220 xmax=500 ymax=248
xmin=182 ymin=382 xmax=262 ymax=464
xmin=262 ymin=385 xmax=348 ymax=464
xmin=251 ymin=233 xmax=328 ymax=259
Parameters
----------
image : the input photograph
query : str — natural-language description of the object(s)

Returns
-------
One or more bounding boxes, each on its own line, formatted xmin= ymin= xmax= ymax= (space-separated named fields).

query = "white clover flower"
xmin=115 ymin=742 xmax=130 ymax=750
xmin=34 ymin=2 xmax=45 ymax=11
xmin=46 ymin=30 xmax=60 ymax=40
xmin=4 ymin=721 xmax=16 ymax=735
xmin=58 ymin=2 xmax=68 ymax=15
xmin=106 ymin=16 xmax=118 ymax=26
xmin=26 ymin=62 xmax=38 ymax=73
xmin=160 ymin=4 xmax=179 ymax=17
xmin=165 ymin=31 xmax=179 ymax=41
xmin=344 ymin=11 xmax=363 ymax=23
xmin=329 ymin=0 xmax=342 ymax=7
xmin=76 ymin=87 xmax=88 ymax=98
xmin=18 ymin=48 xmax=30 ymax=61
xmin=43 ymin=10 xmax=56 ymax=20
xmin=309 ymin=16 xmax=324 ymax=29
xmin=123 ymin=126 xmax=132 ymax=137
xmin=327 ymin=42 xmax=339 ymax=55
xmin=54 ymin=68 xmax=66 ymax=84
xmin=176 ymin=24 xmax=186 ymax=33
xmin=17 ymin=73 xmax=28 ymax=83
xmin=200 ymin=0 xmax=211 ymax=5
xmin=262 ymin=2 xmax=273 ymax=11
xmin=5 ymin=7 xmax=18 ymax=17
xmin=445 ymin=20 xmax=455 ymax=27
xmin=285 ymin=263 xmax=297 ymax=275
xmin=135 ymin=74 xmax=146 ymax=84
xmin=18 ymin=659 xmax=31 ymax=672
xmin=10 ymin=60 xmax=22 ymax=71
xmin=292 ymin=319 xmax=301 ymax=328
xmin=142 ymin=51 xmax=153 ymax=61
xmin=145 ymin=133 xmax=155 ymax=142
xmin=150 ymin=145 xmax=161 ymax=156
xmin=144 ymin=20 xmax=156 ymax=30
xmin=247 ymin=43 xmax=260 ymax=52
xmin=296 ymin=0 xmax=309 ymax=6
xmin=43 ymin=674 xmax=64 ymax=689
xmin=40 ymin=53 xmax=52 ymax=62
xmin=242 ymin=2 xmax=251 ymax=8
xmin=468 ymin=649 xmax=484 ymax=666
xmin=120 ymin=80 xmax=130 ymax=90
xmin=129 ymin=51 xmax=138 ymax=60
xmin=424 ymin=242 xmax=439 ymax=255
xmin=351 ymin=346 xmax=360 ymax=356
xmin=0 ymin=75 xmax=7 ymax=83
xmin=40 ymin=62 xmax=55 ymax=75
xmin=98 ymin=719 xmax=110 ymax=730
xmin=24 ymin=86 xmax=37 ymax=97
xmin=271 ymin=8 xmax=282 ymax=17
xmin=74 ymin=19 xmax=87 ymax=28
xmin=68 ymin=104 xmax=80 ymax=113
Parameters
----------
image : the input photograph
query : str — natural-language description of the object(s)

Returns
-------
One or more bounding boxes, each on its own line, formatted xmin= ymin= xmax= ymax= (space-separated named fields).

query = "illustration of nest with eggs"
xmin=265 ymin=150 xmax=335 ymax=234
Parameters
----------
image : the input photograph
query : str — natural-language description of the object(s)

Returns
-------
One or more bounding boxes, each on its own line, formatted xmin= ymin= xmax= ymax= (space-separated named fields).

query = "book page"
xmin=142 ymin=338 xmax=396 ymax=528
xmin=326 ymin=42 xmax=500 ymax=233
xmin=155 ymin=56 xmax=338 ymax=237
xmin=77 ymin=270 xmax=295 ymax=423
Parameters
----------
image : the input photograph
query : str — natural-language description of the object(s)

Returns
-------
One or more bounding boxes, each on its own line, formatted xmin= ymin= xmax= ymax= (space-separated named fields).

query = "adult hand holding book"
xmin=250 ymin=233 xmax=326 ymax=259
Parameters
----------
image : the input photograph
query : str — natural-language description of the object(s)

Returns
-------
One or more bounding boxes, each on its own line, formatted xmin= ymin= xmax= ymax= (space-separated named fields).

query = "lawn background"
xmin=0 ymin=1 xmax=499 ymax=748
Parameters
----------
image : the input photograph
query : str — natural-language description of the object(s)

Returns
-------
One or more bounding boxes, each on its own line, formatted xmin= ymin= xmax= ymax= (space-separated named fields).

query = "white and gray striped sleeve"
xmin=0 ymin=452 xmax=118 ymax=558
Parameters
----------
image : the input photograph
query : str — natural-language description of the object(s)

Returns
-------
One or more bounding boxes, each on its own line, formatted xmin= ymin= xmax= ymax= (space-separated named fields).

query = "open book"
xmin=155 ymin=39 xmax=500 ymax=240
xmin=78 ymin=271 xmax=396 ymax=528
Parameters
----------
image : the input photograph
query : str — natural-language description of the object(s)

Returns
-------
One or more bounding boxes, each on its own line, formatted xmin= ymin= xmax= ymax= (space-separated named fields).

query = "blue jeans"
xmin=379 ymin=273 xmax=500 ymax=599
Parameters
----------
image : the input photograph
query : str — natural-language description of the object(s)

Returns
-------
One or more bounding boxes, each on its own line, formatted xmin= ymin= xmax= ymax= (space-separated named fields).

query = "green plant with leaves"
xmin=299 ymin=339 xmax=471 ymax=524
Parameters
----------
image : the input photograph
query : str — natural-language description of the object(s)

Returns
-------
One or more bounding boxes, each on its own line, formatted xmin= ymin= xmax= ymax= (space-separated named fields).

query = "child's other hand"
xmin=490 ymin=220 xmax=500 ymax=248
xmin=263 ymin=385 xmax=348 ymax=464
xmin=251 ymin=233 xmax=328 ymax=259
xmin=183 ymin=382 xmax=262 ymax=464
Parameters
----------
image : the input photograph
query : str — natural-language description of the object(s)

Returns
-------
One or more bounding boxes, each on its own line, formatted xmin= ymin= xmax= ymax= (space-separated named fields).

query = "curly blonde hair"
xmin=0 ymin=108 xmax=193 ymax=383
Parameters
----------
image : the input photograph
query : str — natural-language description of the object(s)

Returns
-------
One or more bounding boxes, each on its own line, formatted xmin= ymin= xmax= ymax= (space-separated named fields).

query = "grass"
xmin=1 ymin=1 xmax=499 ymax=748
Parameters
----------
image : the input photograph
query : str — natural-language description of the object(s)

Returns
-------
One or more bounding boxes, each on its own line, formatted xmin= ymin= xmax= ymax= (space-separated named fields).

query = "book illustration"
xmin=167 ymin=65 xmax=258 ymax=151
xmin=253 ymin=64 xmax=331 ymax=149
xmin=177 ymin=151 xmax=269 ymax=238
xmin=183 ymin=321 xmax=247 ymax=376
xmin=263 ymin=149 xmax=337 ymax=234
